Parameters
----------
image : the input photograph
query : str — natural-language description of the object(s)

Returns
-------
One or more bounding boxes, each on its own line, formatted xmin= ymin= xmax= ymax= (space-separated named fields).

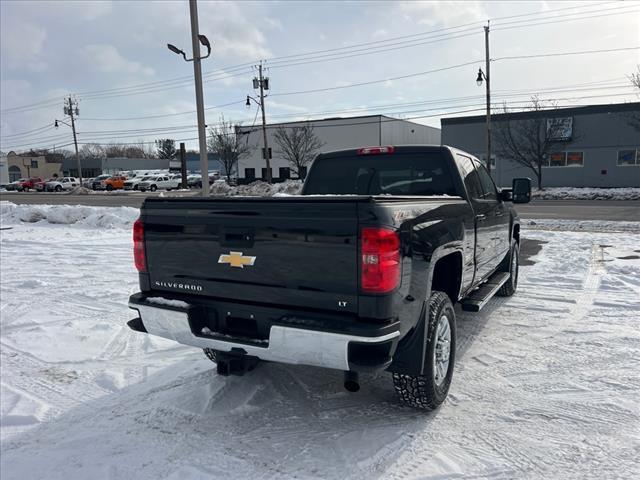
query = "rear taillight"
xmin=357 ymin=146 xmax=395 ymax=156
xmin=360 ymin=227 xmax=400 ymax=293
xmin=133 ymin=218 xmax=146 ymax=272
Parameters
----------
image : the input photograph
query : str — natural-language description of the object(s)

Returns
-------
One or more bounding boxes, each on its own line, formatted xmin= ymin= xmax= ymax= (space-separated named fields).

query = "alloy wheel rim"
xmin=433 ymin=314 xmax=451 ymax=386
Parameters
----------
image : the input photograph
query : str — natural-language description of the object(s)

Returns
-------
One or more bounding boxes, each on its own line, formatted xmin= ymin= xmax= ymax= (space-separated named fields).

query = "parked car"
xmin=104 ymin=175 xmax=128 ymax=191
xmin=82 ymin=177 xmax=96 ymax=189
xmin=35 ymin=177 xmax=59 ymax=192
xmin=127 ymin=144 xmax=532 ymax=410
xmin=123 ymin=176 xmax=152 ymax=191
xmin=91 ymin=174 xmax=111 ymax=190
xmin=137 ymin=175 xmax=180 ymax=192
xmin=17 ymin=177 xmax=44 ymax=191
xmin=186 ymin=174 xmax=202 ymax=188
xmin=46 ymin=177 xmax=79 ymax=192
xmin=4 ymin=179 xmax=26 ymax=191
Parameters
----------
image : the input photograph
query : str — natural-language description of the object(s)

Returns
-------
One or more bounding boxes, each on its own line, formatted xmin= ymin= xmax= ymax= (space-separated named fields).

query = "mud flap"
xmin=387 ymin=302 xmax=428 ymax=376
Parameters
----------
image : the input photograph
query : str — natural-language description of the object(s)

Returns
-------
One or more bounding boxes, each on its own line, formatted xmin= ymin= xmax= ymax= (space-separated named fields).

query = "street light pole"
xmin=54 ymin=96 xmax=82 ymax=185
xmin=188 ymin=0 xmax=208 ymax=196
xmin=484 ymin=22 xmax=491 ymax=175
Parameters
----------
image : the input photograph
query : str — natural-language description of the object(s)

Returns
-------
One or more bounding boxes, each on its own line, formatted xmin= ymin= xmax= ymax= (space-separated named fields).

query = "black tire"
xmin=393 ymin=291 xmax=456 ymax=411
xmin=106 ymin=184 xmax=113 ymax=191
xmin=55 ymin=185 xmax=62 ymax=192
xmin=134 ymin=185 xmax=138 ymax=190
xmin=150 ymin=185 xmax=157 ymax=192
xmin=140 ymin=188 xmax=146 ymax=192
xmin=203 ymin=349 xmax=218 ymax=363
xmin=497 ymin=242 xmax=519 ymax=297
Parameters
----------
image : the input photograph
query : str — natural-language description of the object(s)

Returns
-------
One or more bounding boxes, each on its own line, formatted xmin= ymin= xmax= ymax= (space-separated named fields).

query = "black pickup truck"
xmin=128 ymin=145 xmax=531 ymax=410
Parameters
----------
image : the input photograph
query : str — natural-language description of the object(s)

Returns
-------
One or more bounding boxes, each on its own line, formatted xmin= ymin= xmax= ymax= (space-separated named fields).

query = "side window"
xmin=472 ymin=160 xmax=498 ymax=200
xmin=456 ymin=154 xmax=483 ymax=200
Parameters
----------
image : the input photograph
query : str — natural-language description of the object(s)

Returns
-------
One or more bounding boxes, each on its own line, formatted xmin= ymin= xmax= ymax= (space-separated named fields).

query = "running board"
xmin=460 ymin=272 xmax=510 ymax=312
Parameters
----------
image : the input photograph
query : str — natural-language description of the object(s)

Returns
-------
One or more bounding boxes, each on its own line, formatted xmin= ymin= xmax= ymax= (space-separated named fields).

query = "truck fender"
xmin=389 ymin=243 xmax=463 ymax=376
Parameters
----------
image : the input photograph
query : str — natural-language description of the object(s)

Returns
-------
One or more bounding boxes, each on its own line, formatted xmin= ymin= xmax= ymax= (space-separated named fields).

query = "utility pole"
xmin=55 ymin=96 xmax=82 ymax=185
xmin=257 ymin=62 xmax=271 ymax=183
xmin=180 ymin=142 xmax=187 ymax=189
xmin=188 ymin=0 xmax=209 ymax=196
xmin=484 ymin=22 xmax=491 ymax=175
xmin=67 ymin=97 xmax=82 ymax=186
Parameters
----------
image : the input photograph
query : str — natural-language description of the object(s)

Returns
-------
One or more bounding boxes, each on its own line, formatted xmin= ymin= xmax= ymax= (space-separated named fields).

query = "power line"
xmin=493 ymin=46 xmax=640 ymax=62
xmin=2 ymin=83 xmax=634 ymax=148
xmin=4 ymin=92 xmax=635 ymax=151
xmin=2 ymin=2 xmax=630 ymax=114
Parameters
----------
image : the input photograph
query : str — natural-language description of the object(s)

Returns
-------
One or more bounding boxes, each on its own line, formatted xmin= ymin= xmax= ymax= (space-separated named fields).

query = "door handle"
xmin=476 ymin=214 xmax=486 ymax=221
xmin=495 ymin=212 xmax=504 ymax=217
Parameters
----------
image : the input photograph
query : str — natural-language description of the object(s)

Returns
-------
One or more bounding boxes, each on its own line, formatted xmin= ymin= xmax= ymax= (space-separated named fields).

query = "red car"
xmin=18 ymin=177 xmax=44 ymax=192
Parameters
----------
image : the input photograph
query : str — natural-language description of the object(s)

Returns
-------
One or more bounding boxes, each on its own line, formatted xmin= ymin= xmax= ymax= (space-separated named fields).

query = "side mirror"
xmin=512 ymin=177 xmax=531 ymax=204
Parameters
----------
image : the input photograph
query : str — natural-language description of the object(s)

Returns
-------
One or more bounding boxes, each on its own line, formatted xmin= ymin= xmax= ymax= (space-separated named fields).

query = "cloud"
xmin=0 ymin=19 xmax=47 ymax=71
xmin=398 ymin=0 xmax=487 ymax=26
xmin=80 ymin=44 xmax=154 ymax=76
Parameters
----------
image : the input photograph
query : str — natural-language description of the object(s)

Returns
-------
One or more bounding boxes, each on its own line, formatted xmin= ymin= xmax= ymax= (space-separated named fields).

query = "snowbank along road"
xmin=1 ymin=203 xmax=639 ymax=479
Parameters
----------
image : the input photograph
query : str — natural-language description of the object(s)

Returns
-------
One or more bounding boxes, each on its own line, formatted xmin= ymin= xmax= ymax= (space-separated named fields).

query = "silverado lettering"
xmin=128 ymin=145 xmax=531 ymax=410
xmin=154 ymin=281 xmax=203 ymax=292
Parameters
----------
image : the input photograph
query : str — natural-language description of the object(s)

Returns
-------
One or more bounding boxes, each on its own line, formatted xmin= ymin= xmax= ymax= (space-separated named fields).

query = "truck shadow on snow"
xmin=2 ymin=239 xmax=545 ymax=479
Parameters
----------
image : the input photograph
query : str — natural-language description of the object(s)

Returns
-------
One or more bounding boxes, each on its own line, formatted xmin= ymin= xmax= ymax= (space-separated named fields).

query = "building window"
xmin=245 ymin=168 xmax=255 ymax=179
xmin=9 ymin=165 xmax=22 ymax=182
xmin=279 ymin=167 xmax=290 ymax=179
xmin=31 ymin=159 xmax=38 ymax=168
xmin=298 ymin=166 xmax=308 ymax=179
xmin=617 ymin=149 xmax=639 ymax=166
xmin=548 ymin=152 xmax=567 ymax=167
xmin=566 ymin=152 xmax=584 ymax=167
xmin=261 ymin=168 xmax=272 ymax=180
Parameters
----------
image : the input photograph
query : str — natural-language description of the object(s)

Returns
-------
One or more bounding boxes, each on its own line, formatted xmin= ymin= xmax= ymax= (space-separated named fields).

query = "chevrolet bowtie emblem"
xmin=218 ymin=251 xmax=256 ymax=268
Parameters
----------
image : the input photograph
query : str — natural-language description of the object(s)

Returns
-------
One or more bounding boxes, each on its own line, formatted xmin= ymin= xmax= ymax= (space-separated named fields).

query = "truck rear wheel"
xmin=497 ymin=242 xmax=519 ymax=297
xmin=392 ymin=291 xmax=456 ymax=410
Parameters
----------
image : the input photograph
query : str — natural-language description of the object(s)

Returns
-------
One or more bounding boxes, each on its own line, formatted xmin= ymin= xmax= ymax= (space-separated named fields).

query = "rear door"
xmin=472 ymin=159 xmax=510 ymax=273
xmin=143 ymin=198 xmax=360 ymax=313
xmin=455 ymin=154 xmax=495 ymax=281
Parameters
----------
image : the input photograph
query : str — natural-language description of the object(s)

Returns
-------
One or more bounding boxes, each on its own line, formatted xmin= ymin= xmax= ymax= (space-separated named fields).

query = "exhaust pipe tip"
xmin=344 ymin=371 xmax=360 ymax=392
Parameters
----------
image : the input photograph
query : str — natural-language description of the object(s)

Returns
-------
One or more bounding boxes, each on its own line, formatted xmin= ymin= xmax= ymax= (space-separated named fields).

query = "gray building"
xmin=238 ymin=115 xmax=441 ymax=181
xmin=441 ymin=102 xmax=640 ymax=188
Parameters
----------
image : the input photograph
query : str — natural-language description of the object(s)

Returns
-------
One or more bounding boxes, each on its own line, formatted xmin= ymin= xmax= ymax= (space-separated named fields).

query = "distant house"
xmin=6 ymin=151 xmax=63 ymax=181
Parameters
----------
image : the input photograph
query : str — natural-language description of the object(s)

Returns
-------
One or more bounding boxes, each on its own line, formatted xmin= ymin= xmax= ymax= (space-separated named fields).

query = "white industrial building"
xmin=236 ymin=115 xmax=441 ymax=182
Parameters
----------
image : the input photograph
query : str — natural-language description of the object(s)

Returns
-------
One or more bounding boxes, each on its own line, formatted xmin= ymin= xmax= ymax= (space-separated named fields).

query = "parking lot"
xmin=1 ymin=213 xmax=638 ymax=479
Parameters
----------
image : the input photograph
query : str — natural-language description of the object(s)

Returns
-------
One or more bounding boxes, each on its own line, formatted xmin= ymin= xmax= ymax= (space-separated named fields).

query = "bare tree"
xmin=207 ymin=115 xmax=252 ymax=181
xmin=622 ymin=65 xmax=640 ymax=132
xmin=273 ymin=124 xmax=324 ymax=179
xmin=630 ymin=65 xmax=640 ymax=91
xmin=79 ymin=143 xmax=105 ymax=158
xmin=494 ymin=96 xmax=570 ymax=190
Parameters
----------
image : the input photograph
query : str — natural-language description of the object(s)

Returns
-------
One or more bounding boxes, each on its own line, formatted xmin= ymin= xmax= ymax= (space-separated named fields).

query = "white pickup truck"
xmin=137 ymin=175 xmax=181 ymax=192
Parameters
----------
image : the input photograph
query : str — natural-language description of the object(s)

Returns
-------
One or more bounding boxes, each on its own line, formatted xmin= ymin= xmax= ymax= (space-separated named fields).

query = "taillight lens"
xmin=360 ymin=227 xmax=400 ymax=293
xmin=133 ymin=218 xmax=146 ymax=272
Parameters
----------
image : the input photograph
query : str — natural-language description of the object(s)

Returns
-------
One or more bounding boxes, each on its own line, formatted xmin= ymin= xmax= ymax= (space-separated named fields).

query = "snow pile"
xmin=531 ymin=187 xmax=640 ymax=200
xmin=524 ymin=218 xmax=640 ymax=233
xmin=209 ymin=179 xmax=303 ymax=196
xmin=0 ymin=202 xmax=138 ymax=229
xmin=66 ymin=186 xmax=94 ymax=195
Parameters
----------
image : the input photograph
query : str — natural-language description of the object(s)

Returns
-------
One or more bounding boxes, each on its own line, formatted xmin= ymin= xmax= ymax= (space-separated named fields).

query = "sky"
xmin=1 ymin=0 xmax=639 ymax=153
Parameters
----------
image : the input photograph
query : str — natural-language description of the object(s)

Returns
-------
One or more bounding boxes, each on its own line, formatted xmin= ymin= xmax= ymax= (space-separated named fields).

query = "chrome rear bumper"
xmin=129 ymin=302 xmax=399 ymax=371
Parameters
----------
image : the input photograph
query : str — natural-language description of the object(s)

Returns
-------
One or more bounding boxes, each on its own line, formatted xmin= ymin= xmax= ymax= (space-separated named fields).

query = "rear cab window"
xmin=303 ymin=151 xmax=459 ymax=196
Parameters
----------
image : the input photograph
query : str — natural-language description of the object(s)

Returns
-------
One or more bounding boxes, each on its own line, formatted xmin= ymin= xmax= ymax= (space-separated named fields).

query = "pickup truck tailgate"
xmin=142 ymin=198 xmax=360 ymax=313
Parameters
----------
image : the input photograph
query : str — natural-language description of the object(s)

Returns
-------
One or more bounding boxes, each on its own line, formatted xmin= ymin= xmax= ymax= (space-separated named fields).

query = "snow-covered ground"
xmin=1 ymin=205 xmax=639 ymax=479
